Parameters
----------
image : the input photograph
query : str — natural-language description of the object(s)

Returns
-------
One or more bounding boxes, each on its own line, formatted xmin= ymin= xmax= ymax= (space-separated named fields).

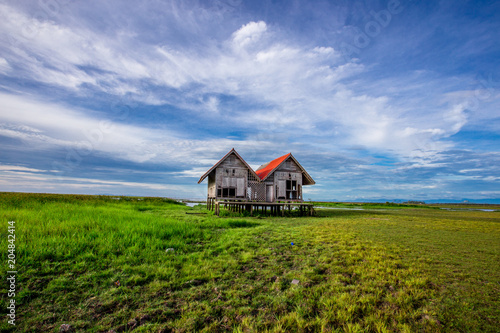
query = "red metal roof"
xmin=255 ymin=153 xmax=291 ymax=180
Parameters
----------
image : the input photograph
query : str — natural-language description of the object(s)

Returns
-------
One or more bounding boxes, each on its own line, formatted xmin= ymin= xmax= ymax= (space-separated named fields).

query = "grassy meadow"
xmin=0 ymin=192 xmax=499 ymax=332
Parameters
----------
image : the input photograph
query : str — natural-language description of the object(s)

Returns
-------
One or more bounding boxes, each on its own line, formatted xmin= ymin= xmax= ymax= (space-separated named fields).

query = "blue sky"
xmin=0 ymin=0 xmax=499 ymax=201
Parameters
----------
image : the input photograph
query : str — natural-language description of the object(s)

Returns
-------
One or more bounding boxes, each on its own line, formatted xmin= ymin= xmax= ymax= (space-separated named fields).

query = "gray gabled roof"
xmin=197 ymin=148 xmax=260 ymax=184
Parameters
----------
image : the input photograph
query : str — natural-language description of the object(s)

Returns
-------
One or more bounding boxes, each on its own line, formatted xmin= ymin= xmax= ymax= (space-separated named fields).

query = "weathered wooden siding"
xmin=272 ymin=158 xmax=303 ymax=201
xmin=213 ymin=153 xmax=248 ymax=199
xmin=204 ymin=151 xmax=311 ymax=203
xmin=279 ymin=159 xmax=300 ymax=172
xmin=207 ymin=173 xmax=216 ymax=197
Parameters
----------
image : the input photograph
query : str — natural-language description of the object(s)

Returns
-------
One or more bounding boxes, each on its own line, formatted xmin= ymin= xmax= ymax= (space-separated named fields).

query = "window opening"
xmin=286 ymin=180 xmax=298 ymax=200
xmin=220 ymin=187 xmax=237 ymax=198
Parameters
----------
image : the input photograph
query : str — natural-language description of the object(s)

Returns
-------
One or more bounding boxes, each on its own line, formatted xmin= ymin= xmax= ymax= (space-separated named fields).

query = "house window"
xmin=223 ymin=188 xmax=236 ymax=197
xmin=218 ymin=187 xmax=236 ymax=198
xmin=286 ymin=180 xmax=297 ymax=200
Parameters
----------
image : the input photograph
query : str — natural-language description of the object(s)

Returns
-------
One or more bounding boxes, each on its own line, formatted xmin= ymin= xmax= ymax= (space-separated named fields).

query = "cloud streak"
xmin=0 ymin=0 xmax=498 ymax=201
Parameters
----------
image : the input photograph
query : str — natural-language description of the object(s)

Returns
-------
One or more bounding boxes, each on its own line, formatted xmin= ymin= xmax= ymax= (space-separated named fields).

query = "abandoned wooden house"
xmin=198 ymin=149 xmax=260 ymax=202
xmin=198 ymin=148 xmax=315 ymax=215
xmin=255 ymin=152 xmax=315 ymax=202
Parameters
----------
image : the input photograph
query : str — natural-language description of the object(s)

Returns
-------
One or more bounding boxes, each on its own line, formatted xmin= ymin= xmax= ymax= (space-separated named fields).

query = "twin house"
xmin=198 ymin=149 xmax=315 ymax=204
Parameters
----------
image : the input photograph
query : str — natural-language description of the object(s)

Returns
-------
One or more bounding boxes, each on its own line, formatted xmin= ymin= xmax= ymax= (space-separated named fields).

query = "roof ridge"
xmin=197 ymin=149 xmax=259 ymax=184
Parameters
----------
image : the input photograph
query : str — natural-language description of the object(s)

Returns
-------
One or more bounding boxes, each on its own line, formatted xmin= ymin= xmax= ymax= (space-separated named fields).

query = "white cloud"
xmin=0 ymin=166 xmax=204 ymax=198
xmin=201 ymin=96 xmax=219 ymax=113
xmin=0 ymin=92 xmax=176 ymax=164
xmin=232 ymin=21 xmax=267 ymax=49
xmin=0 ymin=165 xmax=48 ymax=173
xmin=0 ymin=57 xmax=10 ymax=73
xmin=445 ymin=104 xmax=468 ymax=134
xmin=0 ymin=92 xmax=277 ymax=168
xmin=0 ymin=4 xmax=150 ymax=92
xmin=0 ymin=3 xmax=488 ymax=166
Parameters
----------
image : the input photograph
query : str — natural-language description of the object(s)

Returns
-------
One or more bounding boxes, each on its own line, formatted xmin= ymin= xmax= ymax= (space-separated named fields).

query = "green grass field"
xmin=1 ymin=193 xmax=499 ymax=332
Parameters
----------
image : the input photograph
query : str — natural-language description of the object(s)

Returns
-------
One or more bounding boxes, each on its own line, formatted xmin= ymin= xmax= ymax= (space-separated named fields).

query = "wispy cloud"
xmin=0 ymin=3 xmax=480 ymax=153
xmin=0 ymin=165 xmax=203 ymax=198
xmin=0 ymin=0 xmax=498 ymax=200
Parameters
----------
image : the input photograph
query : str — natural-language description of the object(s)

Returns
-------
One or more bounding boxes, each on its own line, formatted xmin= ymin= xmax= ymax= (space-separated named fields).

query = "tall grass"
xmin=0 ymin=193 xmax=498 ymax=332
